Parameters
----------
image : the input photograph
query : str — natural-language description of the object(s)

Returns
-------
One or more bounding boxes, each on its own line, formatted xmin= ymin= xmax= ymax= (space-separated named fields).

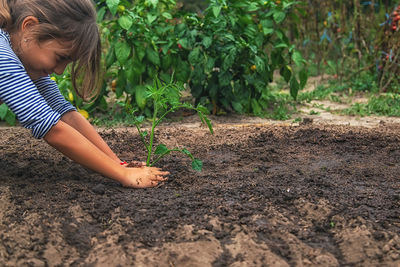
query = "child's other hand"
xmin=121 ymin=166 xmax=169 ymax=188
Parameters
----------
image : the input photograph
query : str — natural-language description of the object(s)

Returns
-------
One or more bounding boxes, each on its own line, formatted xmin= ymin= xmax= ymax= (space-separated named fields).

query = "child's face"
xmin=18 ymin=38 xmax=73 ymax=80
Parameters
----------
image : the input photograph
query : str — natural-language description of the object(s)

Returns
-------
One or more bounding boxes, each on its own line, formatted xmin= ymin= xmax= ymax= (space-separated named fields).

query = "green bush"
xmin=0 ymin=0 xmax=309 ymax=126
xmin=180 ymin=0 xmax=307 ymax=115
xmin=97 ymin=0 xmax=307 ymax=117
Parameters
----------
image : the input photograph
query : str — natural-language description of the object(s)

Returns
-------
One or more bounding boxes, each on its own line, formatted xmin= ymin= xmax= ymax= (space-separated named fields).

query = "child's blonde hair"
xmin=0 ymin=0 xmax=101 ymax=100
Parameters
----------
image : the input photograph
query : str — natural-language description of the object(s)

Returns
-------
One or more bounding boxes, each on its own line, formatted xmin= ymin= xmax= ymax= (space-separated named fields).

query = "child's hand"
xmin=121 ymin=166 xmax=169 ymax=188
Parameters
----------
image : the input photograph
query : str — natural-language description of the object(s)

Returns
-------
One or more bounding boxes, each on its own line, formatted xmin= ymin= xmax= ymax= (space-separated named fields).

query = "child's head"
xmin=0 ymin=0 xmax=101 ymax=100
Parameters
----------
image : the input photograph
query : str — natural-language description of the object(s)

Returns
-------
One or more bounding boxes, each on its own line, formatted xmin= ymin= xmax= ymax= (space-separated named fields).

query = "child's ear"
xmin=20 ymin=16 xmax=39 ymax=32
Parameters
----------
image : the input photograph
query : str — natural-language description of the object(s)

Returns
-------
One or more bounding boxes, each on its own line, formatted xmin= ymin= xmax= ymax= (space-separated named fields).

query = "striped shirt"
xmin=0 ymin=29 xmax=76 ymax=139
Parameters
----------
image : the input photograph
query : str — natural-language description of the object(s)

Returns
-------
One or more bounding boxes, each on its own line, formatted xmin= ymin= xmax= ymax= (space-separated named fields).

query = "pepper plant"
xmin=175 ymin=0 xmax=308 ymax=115
xmin=95 ymin=0 xmax=308 ymax=118
xmin=131 ymin=75 xmax=213 ymax=171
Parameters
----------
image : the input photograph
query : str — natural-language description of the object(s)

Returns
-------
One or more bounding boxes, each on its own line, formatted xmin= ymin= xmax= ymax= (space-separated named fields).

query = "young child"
xmin=0 ymin=0 xmax=169 ymax=188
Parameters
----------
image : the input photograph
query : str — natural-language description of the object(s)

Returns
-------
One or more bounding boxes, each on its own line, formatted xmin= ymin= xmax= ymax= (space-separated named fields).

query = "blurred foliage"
xmin=286 ymin=0 xmax=400 ymax=91
xmin=82 ymin=0 xmax=307 ymax=118
xmin=5 ymin=1 xmax=400 ymax=126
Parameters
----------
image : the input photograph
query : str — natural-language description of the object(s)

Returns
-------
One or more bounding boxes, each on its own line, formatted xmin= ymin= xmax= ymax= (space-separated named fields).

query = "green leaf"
xmin=147 ymin=13 xmax=157 ymax=24
xmin=246 ymin=3 xmax=258 ymax=12
xmin=5 ymin=110 xmax=15 ymax=126
xmin=189 ymin=47 xmax=201 ymax=65
xmin=275 ymin=43 xmax=288 ymax=49
xmin=273 ymin=11 xmax=286 ymax=24
xmin=106 ymin=0 xmax=120 ymax=16
xmin=149 ymin=0 xmax=159 ymax=8
xmin=155 ymin=144 xmax=169 ymax=155
xmin=218 ymin=71 xmax=232 ymax=87
xmin=280 ymin=65 xmax=292 ymax=83
xmin=251 ymin=99 xmax=262 ymax=115
xmin=135 ymin=85 xmax=148 ymax=109
xmin=0 ymin=103 xmax=8 ymax=119
xmin=135 ymin=115 xmax=145 ymax=123
xmin=204 ymin=57 xmax=215 ymax=73
xmin=135 ymin=44 xmax=146 ymax=62
xmin=212 ymin=6 xmax=222 ymax=18
xmin=244 ymin=24 xmax=258 ymax=39
xmin=232 ymin=102 xmax=244 ymax=113
xmin=195 ymin=104 xmax=209 ymax=114
xmin=178 ymin=38 xmax=190 ymax=50
xmin=275 ymin=30 xmax=283 ymax=40
xmin=299 ymin=68 xmax=308 ymax=90
xmin=222 ymin=48 xmax=237 ymax=71
xmin=202 ymin=36 xmax=212 ymax=49
xmin=161 ymin=12 xmax=172 ymax=19
xmin=106 ymin=47 xmax=116 ymax=68
xmin=118 ymin=15 xmax=133 ymax=30
xmin=191 ymin=159 xmax=203 ymax=171
xmin=254 ymin=55 xmax=265 ymax=73
xmin=292 ymin=51 xmax=304 ymax=66
xmin=146 ymin=46 xmax=160 ymax=66
xmin=132 ymin=60 xmax=146 ymax=76
xmin=161 ymin=53 xmax=172 ymax=70
xmin=263 ymin=28 xmax=274 ymax=36
xmin=260 ymin=19 xmax=274 ymax=28
xmin=175 ymin=59 xmax=190 ymax=82
xmin=124 ymin=59 xmax=136 ymax=84
xmin=290 ymin=77 xmax=300 ymax=100
xmin=116 ymin=70 xmax=126 ymax=98
xmin=115 ymin=41 xmax=131 ymax=65
xmin=97 ymin=7 xmax=106 ymax=23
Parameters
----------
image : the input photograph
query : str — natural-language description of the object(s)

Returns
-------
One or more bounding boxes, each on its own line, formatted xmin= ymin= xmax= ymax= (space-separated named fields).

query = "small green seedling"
xmin=132 ymin=75 xmax=213 ymax=171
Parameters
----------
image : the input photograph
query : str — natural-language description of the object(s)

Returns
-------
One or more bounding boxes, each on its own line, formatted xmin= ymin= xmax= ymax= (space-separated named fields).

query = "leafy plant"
xmin=132 ymin=76 xmax=213 ymax=171
xmin=343 ymin=93 xmax=400 ymax=117
xmin=94 ymin=0 xmax=308 ymax=118
xmin=178 ymin=0 xmax=308 ymax=115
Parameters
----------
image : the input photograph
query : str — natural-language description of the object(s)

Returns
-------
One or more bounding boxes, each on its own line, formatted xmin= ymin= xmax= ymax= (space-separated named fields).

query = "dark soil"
xmin=0 ymin=120 xmax=399 ymax=266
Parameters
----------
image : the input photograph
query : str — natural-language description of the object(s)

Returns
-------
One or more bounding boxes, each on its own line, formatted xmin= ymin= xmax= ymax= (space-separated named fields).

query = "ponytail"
xmin=0 ymin=0 xmax=11 ymax=29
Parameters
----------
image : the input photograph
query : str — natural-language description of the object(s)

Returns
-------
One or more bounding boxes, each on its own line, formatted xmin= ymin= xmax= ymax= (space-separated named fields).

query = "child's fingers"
xmin=156 ymin=175 xmax=168 ymax=181
xmin=157 ymin=171 xmax=170 ymax=176
xmin=148 ymin=172 xmax=168 ymax=182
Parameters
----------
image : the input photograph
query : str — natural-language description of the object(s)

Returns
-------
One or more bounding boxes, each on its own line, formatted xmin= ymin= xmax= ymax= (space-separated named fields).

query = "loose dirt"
xmin=0 ymin=114 xmax=399 ymax=266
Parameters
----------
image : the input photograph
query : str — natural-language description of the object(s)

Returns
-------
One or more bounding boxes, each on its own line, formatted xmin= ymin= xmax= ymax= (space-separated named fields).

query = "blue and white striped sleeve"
xmin=33 ymin=76 xmax=77 ymax=116
xmin=0 ymin=56 xmax=63 ymax=139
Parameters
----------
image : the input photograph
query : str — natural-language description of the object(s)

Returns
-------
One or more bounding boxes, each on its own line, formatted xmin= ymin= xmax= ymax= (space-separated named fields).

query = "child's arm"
xmin=60 ymin=110 xmax=122 ymax=163
xmin=44 ymin=120 xmax=168 ymax=188
xmin=34 ymin=78 xmax=124 ymax=164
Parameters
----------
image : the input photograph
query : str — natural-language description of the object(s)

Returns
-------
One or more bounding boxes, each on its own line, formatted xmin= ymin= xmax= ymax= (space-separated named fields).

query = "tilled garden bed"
xmin=0 ymin=121 xmax=399 ymax=266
